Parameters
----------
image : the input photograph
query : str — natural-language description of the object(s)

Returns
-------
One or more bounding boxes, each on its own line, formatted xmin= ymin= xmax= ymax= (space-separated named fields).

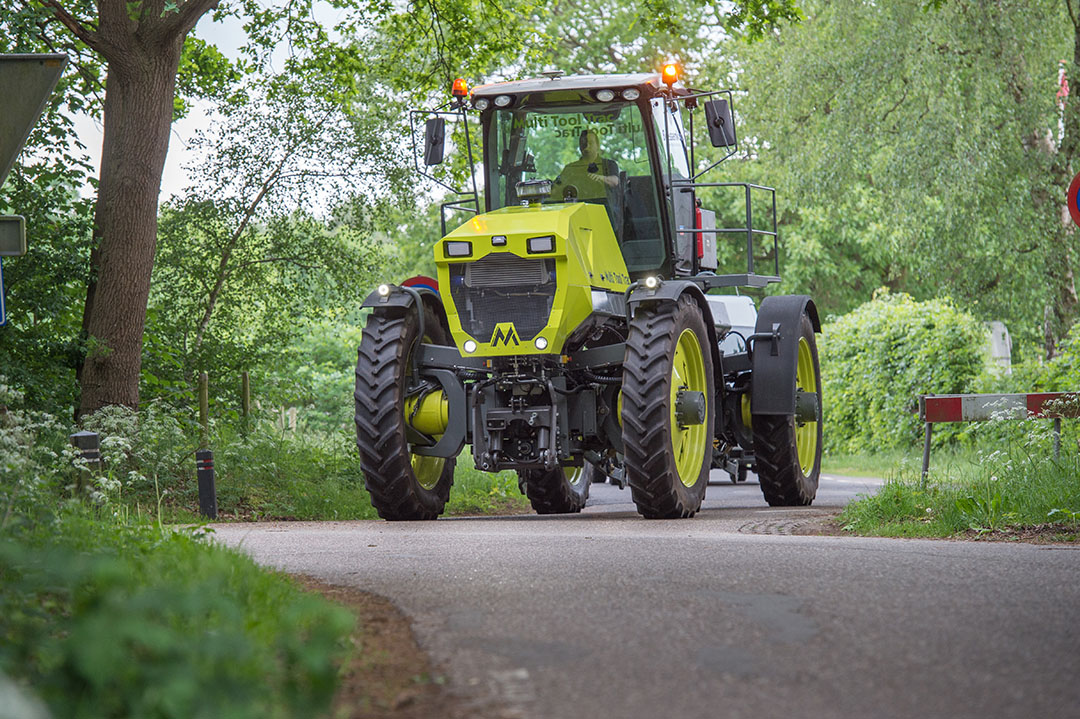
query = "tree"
xmin=20 ymin=0 xmax=220 ymax=416
xmin=145 ymin=75 xmax=386 ymax=393
xmin=728 ymin=0 xmax=1076 ymax=345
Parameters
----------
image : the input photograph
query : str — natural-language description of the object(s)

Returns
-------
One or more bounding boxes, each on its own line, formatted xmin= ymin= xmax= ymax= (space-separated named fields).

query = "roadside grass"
xmin=0 ymin=507 xmax=354 ymax=719
xmin=837 ymin=420 xmax=1080 ymax=540
xmin=68 ymin=404 xmax=530 ymax=522
xmin=822 ymin=446 xmax=989 ymax=480
xmin=445 ymin=452 xmax=530 ymax=516
xmin=822 ymin=448 xmax=919 ymax=478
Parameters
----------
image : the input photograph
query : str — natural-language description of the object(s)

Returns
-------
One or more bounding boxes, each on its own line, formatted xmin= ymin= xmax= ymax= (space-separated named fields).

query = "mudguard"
xmin=362 ymin=285 xmax=449 ymax=334
xmin=750 ymin=295 xmax=820 ymax=415
xmin=627 ymin=280 xmax=722 ymax=383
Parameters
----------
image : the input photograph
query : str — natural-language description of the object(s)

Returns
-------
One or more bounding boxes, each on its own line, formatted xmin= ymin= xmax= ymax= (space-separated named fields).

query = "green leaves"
xmin=955 ymin=489 xmax=1007 ymax=533
xmin=732 ymin=0 xmax=1075 ymax=343
xmin=0 ymin=525 xmax=353 ymax=719
xmin=820 ymin=290 xmax=987 ymax=454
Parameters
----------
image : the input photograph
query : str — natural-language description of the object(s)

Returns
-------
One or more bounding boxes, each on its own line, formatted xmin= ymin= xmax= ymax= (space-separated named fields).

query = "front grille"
xmin=466 ymin=254 xmax=547 ymax=286
xmin=449 ymin=253 xmax=555 ymax=343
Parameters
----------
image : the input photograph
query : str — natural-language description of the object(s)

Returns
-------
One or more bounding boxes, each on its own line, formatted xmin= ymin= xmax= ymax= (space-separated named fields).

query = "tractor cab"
xmin=418 ymin=67 xmax=779 ymax=289
xmin=477 ymin=73 xmax=676 ymax=277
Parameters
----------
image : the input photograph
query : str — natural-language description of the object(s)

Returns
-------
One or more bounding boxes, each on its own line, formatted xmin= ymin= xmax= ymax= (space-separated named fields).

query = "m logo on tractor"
xmin=491 ymin=323 xmax=520 ymax=347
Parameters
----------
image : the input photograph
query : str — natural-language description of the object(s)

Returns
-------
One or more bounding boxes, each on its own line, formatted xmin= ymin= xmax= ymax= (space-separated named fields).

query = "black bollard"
xmin=195 ymin=449 xmax=218 ymax=519
xmin=69 ymin=430 xmax=102 ymax=470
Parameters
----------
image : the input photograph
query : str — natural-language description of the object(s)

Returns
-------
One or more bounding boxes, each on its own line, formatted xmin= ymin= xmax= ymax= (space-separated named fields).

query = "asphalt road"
xmin=213 ymin=472 xmax=1080 ymax=719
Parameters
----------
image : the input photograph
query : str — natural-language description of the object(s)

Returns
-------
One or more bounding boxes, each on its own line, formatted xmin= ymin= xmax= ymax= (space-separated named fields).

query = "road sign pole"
xmin=1054 ymin=418 xmax=1061 ymax=460
xmin=921 ymin=421 xmax=932 ymax=484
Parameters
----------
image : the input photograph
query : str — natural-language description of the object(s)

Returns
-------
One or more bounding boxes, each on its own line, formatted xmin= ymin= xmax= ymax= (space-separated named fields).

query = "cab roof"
xmin=471 ymin=73 xmax=666 ymax=99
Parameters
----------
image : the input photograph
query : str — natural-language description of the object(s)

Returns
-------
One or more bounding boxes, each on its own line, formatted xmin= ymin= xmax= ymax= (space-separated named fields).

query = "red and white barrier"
xmin=917 ymin=392 xmax=1079 ymax=478
xmin=920 ymin=392 xmax=1080 ymax=423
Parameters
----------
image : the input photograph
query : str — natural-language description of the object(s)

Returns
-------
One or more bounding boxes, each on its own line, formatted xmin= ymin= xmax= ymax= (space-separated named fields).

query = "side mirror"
xmin=704 ymin=99 xmax=736 ymax=149
xmin=423 ymin=117 xmax=446 ymax=166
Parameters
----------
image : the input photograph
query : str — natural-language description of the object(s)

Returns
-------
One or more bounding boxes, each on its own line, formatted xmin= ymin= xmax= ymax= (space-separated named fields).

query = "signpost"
xmin=0 ymin=53 xmax=68 ymax=328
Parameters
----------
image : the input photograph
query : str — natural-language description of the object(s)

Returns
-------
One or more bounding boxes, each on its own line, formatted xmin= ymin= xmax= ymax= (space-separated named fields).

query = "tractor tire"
xmin=354 ymin=303 xmax=455 ymax=520
xmin=518 ymin=463 xmax=593 ymax=514
xmin=752 ymin=312 xmax=822 ymax=506
xmin=622 ymin=295 xmax=715 ymax=519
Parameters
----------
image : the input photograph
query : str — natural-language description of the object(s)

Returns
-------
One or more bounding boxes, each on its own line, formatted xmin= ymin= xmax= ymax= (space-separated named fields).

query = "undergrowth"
xmin=0 ymin=382 xmax=355 ymax=718
xmin=838 ymin=413 xmax=1080 ymax=538
xmin=49 ymin=401 xmax=530 ymax=522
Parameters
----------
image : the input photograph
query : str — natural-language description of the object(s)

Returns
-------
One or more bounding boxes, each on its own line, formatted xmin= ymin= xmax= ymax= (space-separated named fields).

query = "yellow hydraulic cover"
xmin=435 ymin=203 xmax=630 ymax=356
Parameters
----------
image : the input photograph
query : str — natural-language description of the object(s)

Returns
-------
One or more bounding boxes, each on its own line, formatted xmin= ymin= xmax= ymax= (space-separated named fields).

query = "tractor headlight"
xmin=595 ymin=88 xmax=615 ymax=102
xmin=494 ymin=94 xmax=513 ymax=107
xmin=474 ymin=97 xmax=490 ymax=111
xmin=622 ymin=88 xmax=640 ymax=100
xmin=644 ymin=275 xmax=660 ymax=289
xmin=527 ymin=235 xmax=555 ymax=254
xmin=516 ymin=179 xmax=552 ymax=200
xmin=463 ymin=340 xmax=477 ymax=353
xmin=445 ymin=240 xmax=472 ymax=257
xmin=534 ymin=336 xmax=549 ymax=351
xmin=377 ymin=283 xmax=391 ymax=296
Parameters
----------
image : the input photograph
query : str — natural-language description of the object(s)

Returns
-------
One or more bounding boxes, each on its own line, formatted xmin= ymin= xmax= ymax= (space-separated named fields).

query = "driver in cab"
xmin=553 ymin=128 xmax=620 ymax=201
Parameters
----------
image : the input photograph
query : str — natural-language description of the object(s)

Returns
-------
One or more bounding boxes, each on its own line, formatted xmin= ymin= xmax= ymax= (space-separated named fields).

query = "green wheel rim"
xmin=412 ymin=453 xmax=445 ymax=490
xmin=407 ymin=334 xmax=445 ymax=491
xmin=670 ymin=328 xmax=708 ymax=487
xmin=795 ymin=336 xmax=819 ymax=476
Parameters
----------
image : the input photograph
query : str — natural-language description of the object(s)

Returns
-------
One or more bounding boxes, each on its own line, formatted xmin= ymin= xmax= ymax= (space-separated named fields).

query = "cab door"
xmin=650 ymin=98 xmax=696 ymax=276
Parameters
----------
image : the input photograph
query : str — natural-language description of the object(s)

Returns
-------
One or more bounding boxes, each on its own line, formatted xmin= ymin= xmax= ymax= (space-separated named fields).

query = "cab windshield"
xmin=488 ymin=103 xmax=667 ymax=273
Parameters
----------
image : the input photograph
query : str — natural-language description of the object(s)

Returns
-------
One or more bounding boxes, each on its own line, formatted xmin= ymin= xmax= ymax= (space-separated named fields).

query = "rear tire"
xmin=518 ymin=463 xmax=592 ymax=514
xmin=752 ymin=313 xmax=821 ymax=506
xmin=622 ymin=296 xmax=715 ymax=519
xmin=354 ymin=303 xmax=455 ymax=520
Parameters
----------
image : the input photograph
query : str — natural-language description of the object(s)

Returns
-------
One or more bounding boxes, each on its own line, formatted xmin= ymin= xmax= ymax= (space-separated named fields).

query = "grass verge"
xmin=0 ymin=508 xmax=354 ymax=719
xmin=837 ymin=430 xmax=1080 ymax=540
xmin=65 ymin=405 xmax=530 ymax=522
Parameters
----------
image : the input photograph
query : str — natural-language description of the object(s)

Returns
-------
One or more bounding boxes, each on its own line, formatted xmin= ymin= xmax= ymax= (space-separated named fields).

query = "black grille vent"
xmin=466 ymin=254 xmax=547 ymax=287
xmin=449 ymin=253 xmax=555 ymax=343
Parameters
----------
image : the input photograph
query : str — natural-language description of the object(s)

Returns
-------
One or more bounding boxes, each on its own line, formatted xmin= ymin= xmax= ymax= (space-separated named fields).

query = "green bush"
xmin=0 ymin=517 xmax=354 ymax=719
xmin=1011 ymin=321 xmax=1080 ymax=392
xmin=0 ymin=381 xmax=355 ymax=719
xmin=820 ymin=290 xmax=988 ymax=454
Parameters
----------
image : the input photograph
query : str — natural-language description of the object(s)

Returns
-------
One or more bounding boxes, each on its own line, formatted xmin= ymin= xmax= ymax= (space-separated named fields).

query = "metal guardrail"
xmin=917 ymin=392 xmax=1080 ymax=479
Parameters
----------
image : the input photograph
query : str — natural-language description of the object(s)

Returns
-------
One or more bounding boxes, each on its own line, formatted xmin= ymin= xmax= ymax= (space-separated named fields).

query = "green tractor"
xmin=355 ymin=66 xmax=822 ymax=520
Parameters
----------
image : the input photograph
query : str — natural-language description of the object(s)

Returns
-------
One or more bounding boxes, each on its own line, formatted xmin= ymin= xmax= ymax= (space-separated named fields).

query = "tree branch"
xmin=161 ymin=0 xmax=220 ymax=39
xmin=190 ymin=144 xmax=299 ymax=356
xmin=39 ymin=0 xmax=102 ymax=52
xmin=233 ymin=256 xmax=322 ymax=271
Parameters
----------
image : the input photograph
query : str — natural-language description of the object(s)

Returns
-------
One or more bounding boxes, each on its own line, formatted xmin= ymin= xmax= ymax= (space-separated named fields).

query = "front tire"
xmin=622 ymin=296 xmax=715 ymax=519
xmin=752 ymin=312 xmax=822 ymax=506
xmin=518 ymin=463 xmax=593 ymax=514
xmin=354 ymin=303 xmax=455 ymax=520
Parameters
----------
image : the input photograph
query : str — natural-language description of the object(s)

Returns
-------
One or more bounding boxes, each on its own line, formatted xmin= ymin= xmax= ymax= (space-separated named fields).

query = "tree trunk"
xmin=78 ymin=45 xmax=183 ymax=416
xmin=1045 ymin=11 xmax=1080 ymax=359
